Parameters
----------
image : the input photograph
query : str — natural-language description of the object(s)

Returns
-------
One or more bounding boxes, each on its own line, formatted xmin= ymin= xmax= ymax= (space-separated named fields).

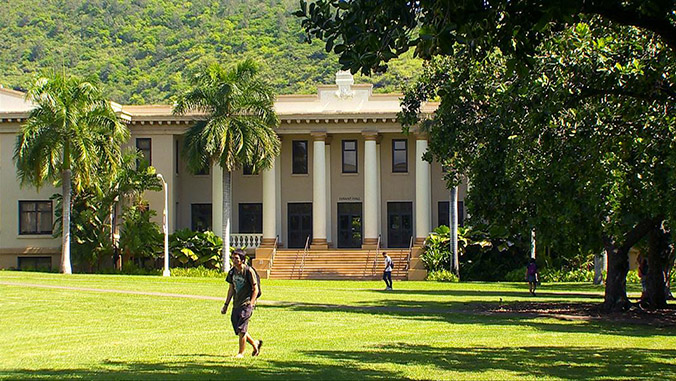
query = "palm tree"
xmin=14 ymin=73 xmax=129 ymax=274
xmin=174 ymin=59 xmax=280 ymax=272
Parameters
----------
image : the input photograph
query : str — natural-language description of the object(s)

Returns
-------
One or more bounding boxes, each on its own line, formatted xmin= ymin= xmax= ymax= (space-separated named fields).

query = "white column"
xmin=211 ymin=163 xmax=223 ymax=238
xmin=362 ymin=132 xmax=379 ymax=248
xmin=262 ymin=158 xmax=277 ymax=246
xmin=311 ymin=132 xmax=328 ymax=249
xmin=376 ymin=143 xmax=382 ymax=242
xmin=415 ymin=136 xmax=431 ymax=245
xmin=325 ymin=144 xmax=332 ymax=247
xmin=275 ymin=155 xmax=282 ymax=245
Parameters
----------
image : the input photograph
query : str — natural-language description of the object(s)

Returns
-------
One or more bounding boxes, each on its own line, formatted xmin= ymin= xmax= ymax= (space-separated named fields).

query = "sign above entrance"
xmin=338 ymin=197 xmax=361 ymax=201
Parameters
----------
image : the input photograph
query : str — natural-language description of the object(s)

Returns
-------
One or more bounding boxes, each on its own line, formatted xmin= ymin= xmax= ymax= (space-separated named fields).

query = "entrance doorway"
xmin=387 ymin=202 xmax=412 ymax=248
xmin=337 ymin=202 xmax=362 ymax=248
xmin=288 ymin=203 xmax=312 ymax=248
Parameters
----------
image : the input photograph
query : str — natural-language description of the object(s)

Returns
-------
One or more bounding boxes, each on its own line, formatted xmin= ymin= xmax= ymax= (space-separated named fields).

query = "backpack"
xmin=249 ymin=265 xmax=262 ymax=298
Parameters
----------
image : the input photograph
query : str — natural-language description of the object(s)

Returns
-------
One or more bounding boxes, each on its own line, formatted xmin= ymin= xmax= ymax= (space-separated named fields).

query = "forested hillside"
xmin=0 ymin=0 xmax=421 ymax=104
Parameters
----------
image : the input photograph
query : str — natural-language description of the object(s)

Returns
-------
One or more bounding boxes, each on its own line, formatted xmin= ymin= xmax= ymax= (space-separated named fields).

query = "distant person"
xmin=221 ymin=249 xmax=263 ymax=358
xmin=382 ymin=251 xmax=393 ymax=290
xmin=525 ymin=258 xmax=538 ymax=296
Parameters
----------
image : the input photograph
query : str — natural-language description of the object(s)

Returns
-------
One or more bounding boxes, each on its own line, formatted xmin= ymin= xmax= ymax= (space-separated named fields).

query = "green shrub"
xmin=504 ymin=268 xmax=526 ymax=282
xmin=539 ymin=268 xmax=595 ymax=282
xmin=170 ymin=266 xmax=224 ymax=278
xmin=119 ymin=202 xmax=163 ymax=265
xmin=169 ymin=229 xmax=224 ymax=269
xmin=421 ymin=226 xmax=451 ymax=272
xmin=426 ymin=270 xmax=459 ymax=282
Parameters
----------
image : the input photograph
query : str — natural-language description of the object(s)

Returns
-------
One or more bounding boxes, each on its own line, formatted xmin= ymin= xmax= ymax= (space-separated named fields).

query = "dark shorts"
xmin=231 ymin=304 xmax=254 ymax=335
xmin=527 ymin=274 xmax=536 ymax=283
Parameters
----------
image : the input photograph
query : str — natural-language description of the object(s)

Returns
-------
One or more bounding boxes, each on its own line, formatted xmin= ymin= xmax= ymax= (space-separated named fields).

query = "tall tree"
xmin=400 ymin=21 xmax=675 ymax=311
xmin=14 ymin=73 xmax=129 ymax=274
xmin=173 ymin=59 xmax=280 ymax=272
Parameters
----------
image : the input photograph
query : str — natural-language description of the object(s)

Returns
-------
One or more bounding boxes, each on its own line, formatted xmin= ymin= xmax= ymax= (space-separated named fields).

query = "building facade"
xmin=0 ymin=72 xmax=467 ymax=271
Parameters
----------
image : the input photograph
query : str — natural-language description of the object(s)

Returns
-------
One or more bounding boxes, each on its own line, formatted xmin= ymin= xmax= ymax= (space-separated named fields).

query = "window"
xmin=136 ymin=138 xmax=151 ymax=166
xmin=19 ymin=201 xmax=53 ymax=235
xmin=292 ymin=140 xmax=308 ymax=174
xmin=18 ymin=256 xmax=52 ymax=271
xmin=438 ymin=201 xmax=465 ymax=228
xmin=392 ymin=139 xmax=408 ymax=172
xmin=191 ymin=204 xmax=212 ymax=232
xmin=175 ymin=140 xmax=179 ymax=174
xmin=239 ymin=203 xmax=262 ymax=233
xmin=243 ymin=164 xmax=255 ymax=175
xmin=342 ymin=140 xmax=358 ymax=173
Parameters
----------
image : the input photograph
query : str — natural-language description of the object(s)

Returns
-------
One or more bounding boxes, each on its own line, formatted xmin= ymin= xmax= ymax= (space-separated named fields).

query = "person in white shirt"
xmin=382 ymin=252 xmax=393 ymax=290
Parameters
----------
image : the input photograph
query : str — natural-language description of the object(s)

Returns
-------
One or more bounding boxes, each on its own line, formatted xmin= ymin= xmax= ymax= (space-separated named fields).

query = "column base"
xmin=362 ymin=238 xmax=378 ymax=250
xmin=260 ymin=237 xmax=277 ymax=248
xmin=414 ymin=237 xmax=426 ymax=247
xmin=310 ymin=238 xmax=328 ymax=250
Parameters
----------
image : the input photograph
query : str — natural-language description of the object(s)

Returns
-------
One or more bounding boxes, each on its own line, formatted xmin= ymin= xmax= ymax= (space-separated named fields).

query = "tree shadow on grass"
xmin=262 ymin=299 xmax=676 ymax=337
xmin=304 ymin=343 xmax=676 ymax=380
xmin=3 ymin=344 xmax=671 ymax=380
xmin=0 ymin=356 xmax=389 ymax=380
xmin=370 ymin=288 xmax=605 ymax=300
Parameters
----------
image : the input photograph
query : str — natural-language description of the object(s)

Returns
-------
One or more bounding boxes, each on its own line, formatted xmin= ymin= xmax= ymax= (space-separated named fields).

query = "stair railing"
xmin=404 ymin=236 xmax=414 ymax=271
xmin=270 ymin=235 xmax=279 ymax=268
xmin=300 ymin=235 xmax=310 ymax=277
xmin=372 ymin=234 xmax=381 ymax=276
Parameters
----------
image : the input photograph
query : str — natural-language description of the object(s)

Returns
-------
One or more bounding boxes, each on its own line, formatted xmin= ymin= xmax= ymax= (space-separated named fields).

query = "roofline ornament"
xmin=335 ymin=70 xmax=355 ymax=100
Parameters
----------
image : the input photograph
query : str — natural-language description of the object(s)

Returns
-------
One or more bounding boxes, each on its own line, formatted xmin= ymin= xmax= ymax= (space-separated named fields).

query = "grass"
xmin=1 ymin=271 xmax=674 ymax=380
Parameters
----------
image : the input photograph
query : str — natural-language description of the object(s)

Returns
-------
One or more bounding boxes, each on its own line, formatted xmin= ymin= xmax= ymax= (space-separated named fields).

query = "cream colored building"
xmin=0 ymin=73 xmax=466 ymax=272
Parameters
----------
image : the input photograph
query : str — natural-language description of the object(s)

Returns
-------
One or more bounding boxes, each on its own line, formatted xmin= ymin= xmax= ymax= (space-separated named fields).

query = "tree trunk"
xmin=450 ymin=186 xmax=459 ymax=277
xmin=61 ymin=168 xmax=72 ymax=274
xmin=643 ymin=224 xmax=671 ymax=309
xmin=602 ymin=237 xmax=630 ymax=311
xmin=222 ymin=170 xmax=231 ymax=273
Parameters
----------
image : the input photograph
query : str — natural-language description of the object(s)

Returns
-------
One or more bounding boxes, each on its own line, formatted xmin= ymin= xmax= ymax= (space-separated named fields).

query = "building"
xmin=0 ymin=72 xmax=467 ymax=277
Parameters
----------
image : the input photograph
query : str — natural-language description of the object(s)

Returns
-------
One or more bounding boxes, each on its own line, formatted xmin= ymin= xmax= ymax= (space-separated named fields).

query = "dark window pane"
xmin=342 ymin=140 xmax=357 ymax=173
xmin=239 ymin=203 xmax=262 ymax=233
xmin=191 ymin=204 xmax=212 ymax=232
xmin=392 ymin=139 xmax=407 ymax=172
xmin=136 ymin=138 xmax=152 ymax=166
xmin=438 ymin=201 xmax=449 ymax=227
xmin=19 ymin=201 xmax=52 ymax=235
xmin=292 ymin=140 xmax=308 ymax=174
xmin=18 ymin=256 xmax=52 ymax=271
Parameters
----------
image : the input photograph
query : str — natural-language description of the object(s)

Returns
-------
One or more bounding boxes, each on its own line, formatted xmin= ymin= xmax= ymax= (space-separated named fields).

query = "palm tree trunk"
xmin=222 ymin=170 xmax=231 ymax=273
xmin=61 ymin=168 xmax=72 ymax=274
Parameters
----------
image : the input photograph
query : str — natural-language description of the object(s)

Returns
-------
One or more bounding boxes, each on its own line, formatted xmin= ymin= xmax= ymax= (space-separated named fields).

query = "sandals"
xmin=252 ymin=340 xmax=263 ymax=357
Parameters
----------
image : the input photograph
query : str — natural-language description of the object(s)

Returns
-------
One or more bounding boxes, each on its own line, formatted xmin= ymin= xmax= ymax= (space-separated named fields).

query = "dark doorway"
xmin=387 ymin=202 xmax=412 ymax=248
xmin=288 ymin=203 xmax=312 ymax=248
xmin=337 ymin=202 xmax=362 ymax=248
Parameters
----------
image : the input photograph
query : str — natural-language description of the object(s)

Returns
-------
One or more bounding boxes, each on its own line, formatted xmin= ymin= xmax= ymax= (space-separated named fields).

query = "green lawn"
xmin=1 ymin=271 xmax=673 ymax=380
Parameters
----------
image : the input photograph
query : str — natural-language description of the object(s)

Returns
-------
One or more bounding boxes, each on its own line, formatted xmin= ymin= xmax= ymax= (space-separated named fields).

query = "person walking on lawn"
xmin=383 ymin=251 xmax=394 ymax=290
xmin=221 ymin=249 xmax=263 ymax=358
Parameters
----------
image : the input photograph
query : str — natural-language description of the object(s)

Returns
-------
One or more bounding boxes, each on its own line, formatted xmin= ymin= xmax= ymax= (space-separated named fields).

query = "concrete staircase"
xmin=267 ymin=249 xmax=410 ymax=280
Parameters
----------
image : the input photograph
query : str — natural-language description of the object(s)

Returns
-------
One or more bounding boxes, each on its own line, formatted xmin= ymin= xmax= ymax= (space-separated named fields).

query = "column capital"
xmin=311 ymin=131 xmax=327 ymax=141
xmin=362 ymin=131 xmax=379 ymax=141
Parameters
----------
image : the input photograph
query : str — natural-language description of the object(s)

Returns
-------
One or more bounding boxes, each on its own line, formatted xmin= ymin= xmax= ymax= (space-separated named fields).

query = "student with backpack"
xmin=525 ymin=258 xmax=538 ymax=296
xmin=221 ymin=249 xmax=263 ymax=358
xmin=382 ymin=251 xmax=394 ymax=290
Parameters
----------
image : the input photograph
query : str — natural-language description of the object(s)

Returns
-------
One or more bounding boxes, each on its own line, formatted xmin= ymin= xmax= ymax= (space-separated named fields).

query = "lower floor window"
xmin=18 ymin=256 xmax=52 ymax=271
xmin=239 ymin=203 xmax=262 ymax=233
xmin=191 ymin=204 xmax=212 ymax=232
xmin=438 ymin=201 xmax=465 ymax=228
xmin=19 ymin=201 xmax=52 ymax=235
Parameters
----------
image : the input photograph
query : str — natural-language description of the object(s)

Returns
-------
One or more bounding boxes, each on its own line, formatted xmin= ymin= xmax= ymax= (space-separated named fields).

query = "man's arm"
xmin=221 ymin=283 xmax=234 ymax=314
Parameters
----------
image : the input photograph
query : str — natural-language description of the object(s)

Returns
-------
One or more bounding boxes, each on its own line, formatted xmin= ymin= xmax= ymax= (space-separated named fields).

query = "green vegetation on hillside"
xmin=0 ymin=0 xmax=421 ymax=104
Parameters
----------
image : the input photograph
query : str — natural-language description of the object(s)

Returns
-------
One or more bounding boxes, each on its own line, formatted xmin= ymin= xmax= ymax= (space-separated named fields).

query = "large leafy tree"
xmin=173 ymin=59 xmax=280 ymax=272
xmin=295 ymin=0 xmax=675 ymax=75
xmin=400 ymin=21 xmax=675 ymax=311
xmin=14 ymin=73 xmax=129 ymax=274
